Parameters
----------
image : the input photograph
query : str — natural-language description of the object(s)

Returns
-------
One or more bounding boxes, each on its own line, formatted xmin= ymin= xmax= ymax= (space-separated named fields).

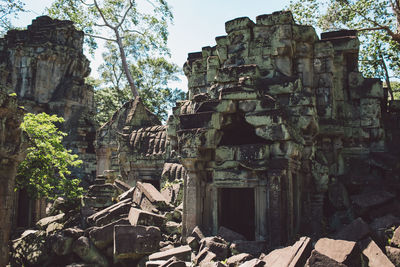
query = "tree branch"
xmin=116 ymin=0 xmax=134 ymax=29
xmin=93 ymin=0 xmax=114 ymax=29
xmin=85 ymin=33 xmax=116 ymax=42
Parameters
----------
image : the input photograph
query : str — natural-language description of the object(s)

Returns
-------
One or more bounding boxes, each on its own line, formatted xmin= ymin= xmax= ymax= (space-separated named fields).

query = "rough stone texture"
xmin=218 ymin=226 xmax=247 ymax=243
xmin=392 ymin=226 xmax=400 ymax=248
xmin=128 ymin=207 xmax=166 ymax=228
xmin=314 ymin=238 xmax=360 ymax=266
xmin=261 ymin=236 xmax=311 ymax=267
xmin=114 ymin=225 xmax=161 ymax=261
xmin=148 ymin=245 xmax=192 ymax=262
xmin=0 ymin=16 xmax=97 ymax=182
xmin=226 ymin=253 xmax=254 ymax=267
xmin=95 ymin=97 xmax=160 ymax=179
xmin=73 ymin=236 xmax=108 ymax=267
xmin=386 ymin=246 xmax=400 ymax=267
xmin=359 ymin=238 xmax=395 ymax=267
xmin=305 ymin=250 xmax=347 ymax=267
xmin=0 ymin=92 xmax=26 ymax=266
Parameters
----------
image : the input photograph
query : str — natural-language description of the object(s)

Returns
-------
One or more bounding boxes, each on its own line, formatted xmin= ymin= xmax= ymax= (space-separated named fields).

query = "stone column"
xmin=0 ymin=93 xmax=26 ymax=266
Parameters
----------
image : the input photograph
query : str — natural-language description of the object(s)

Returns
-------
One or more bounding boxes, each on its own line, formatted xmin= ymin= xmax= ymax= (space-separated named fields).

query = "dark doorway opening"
xmin=219 ymin=114 xmax=268 ymax=146
xmin=219 ymin=187 xmax=255 ymax=240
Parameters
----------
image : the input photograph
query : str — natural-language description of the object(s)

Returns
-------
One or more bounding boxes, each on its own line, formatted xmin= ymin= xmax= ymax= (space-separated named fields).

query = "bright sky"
xmin=13 ymin=0 xmax=292 ymax=90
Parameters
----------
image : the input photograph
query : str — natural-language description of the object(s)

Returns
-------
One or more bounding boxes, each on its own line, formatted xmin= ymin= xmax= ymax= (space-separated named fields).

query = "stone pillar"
xmin=0 ymin=93 xmax=26 ymax=266
xmin=96 ymin=147 xmax=112 ymax=176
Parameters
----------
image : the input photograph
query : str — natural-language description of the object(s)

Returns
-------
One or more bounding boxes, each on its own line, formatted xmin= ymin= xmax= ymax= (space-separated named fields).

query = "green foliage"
xmin=288 ymin=0 xmax=400 ymax=88
xmin=95 ymin=47 xmax=185 ymax=124
xmin=47 ymin=0 xmax=185 ymax=123
xmin=16 ymin=113 xmax=84 ymax=205
xmin=0 ymin=0 xmax=25 ymax=34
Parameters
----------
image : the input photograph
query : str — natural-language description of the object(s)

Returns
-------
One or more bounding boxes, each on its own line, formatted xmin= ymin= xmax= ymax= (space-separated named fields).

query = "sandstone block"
xmin=114 ymin=225 xmax=161 ymax=260
xmin=226 ymin=253 xmax=254 ymax=267
xmin=128 ymin=207 xmax=165 ymax=228
xmin=194 ymin=247 xmax=217 ymax=266
xmin=89 ymin=218 xmax=130 ymax=249
xmin=238 ymin=258 xmax=266 ymax=267
xmin=261 ymin=236 xmax=311 ymax=267
xmin=148 ymin=245 xmax=192 ymax=262
xmin=391 ymin=226 xmax=400 ymax=248
xmin=199 ymin=237 xmax=229 ymax=260
xmin=305 ymin=250 xmax=346 ymax=267
xmin=36 ymin=213 xmax=65 ymax=230
xmin=314 ymin=238 xmax=360 ymax=266
xmin=73 ymin=236 xmax=108 ymax=267
xmin=359 ymin=238 xmax=394 ymax=267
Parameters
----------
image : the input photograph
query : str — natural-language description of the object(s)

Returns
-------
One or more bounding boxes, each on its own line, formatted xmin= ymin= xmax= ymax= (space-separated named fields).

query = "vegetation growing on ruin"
xmin=16 ymin=113 xmax=84 ymax=206
xmin=47 ymin=0 xmax=185 ymax=124
xmin=288 ymin=0 xmax=400 ymax=99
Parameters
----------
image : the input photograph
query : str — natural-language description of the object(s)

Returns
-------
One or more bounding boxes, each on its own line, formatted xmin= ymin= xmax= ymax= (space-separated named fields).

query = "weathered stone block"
xmin=314 ymin=238 xmax=360 ymax=266
xmin=114 ymin=225 xmax=161 ymax=260
xmin=89 ymin=218 xmax=130 ymax=249
xmin=73 ymin=236 xmax=108 ymax=267
xmin=230 ymin=240 xmax=268 ymax=257
xmin=256 ymin=11 xmax=294 ymax=26
xmin=148 ymin=245 xmax=192 ymax=261
xmin=128 ymin=207 xmax=165 ymax=228
xmin=359 ymin=238 xmax=394 ymax=267
xmin=225 ymin=17 xmax=255 ymax=34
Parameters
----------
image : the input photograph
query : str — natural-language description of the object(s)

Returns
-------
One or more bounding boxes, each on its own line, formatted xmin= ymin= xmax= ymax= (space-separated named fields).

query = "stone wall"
xmin=0 ymin=16 xmax=97 ymax=182
xmin=99 ymin=11 xmax=398 ymax=248
xmin=0 ymin=92 xmax=26 ymax=266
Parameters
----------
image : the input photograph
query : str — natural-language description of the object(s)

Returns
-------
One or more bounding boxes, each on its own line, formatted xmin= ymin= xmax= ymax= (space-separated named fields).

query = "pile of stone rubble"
xmin=8 ymin=176 xmax=400 ymax=267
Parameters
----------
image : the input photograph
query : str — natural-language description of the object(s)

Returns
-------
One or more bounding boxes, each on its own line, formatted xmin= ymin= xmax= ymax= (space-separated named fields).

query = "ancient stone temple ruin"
xmin=0 ymin=16 xmax=97 ymax=228
xmin=0 ymin=16 xmax=97 ymax=181
xmin=112 ymin=11 xmax=399 ymax=247
xmin=3 ymin=10 xmax=400 ymax=267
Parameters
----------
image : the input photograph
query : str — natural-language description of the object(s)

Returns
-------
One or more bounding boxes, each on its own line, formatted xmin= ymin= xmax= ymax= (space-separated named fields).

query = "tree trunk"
xmin=114 ymin=29 xmax=139 ymax=98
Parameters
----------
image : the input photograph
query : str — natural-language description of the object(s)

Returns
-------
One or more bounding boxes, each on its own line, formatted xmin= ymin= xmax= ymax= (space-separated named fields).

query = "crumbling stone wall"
xmin=96 ymin=97 xmax=160 ymax=178
xmin=102 ymin=11 xmax=395 ymax=248
xmin=0 ymin=16 xmax=97 ymax=182
xmin=0 ymin=92 xmax=26 ymax=266
xmin=166 ymin=11 xmax=387 ymax=245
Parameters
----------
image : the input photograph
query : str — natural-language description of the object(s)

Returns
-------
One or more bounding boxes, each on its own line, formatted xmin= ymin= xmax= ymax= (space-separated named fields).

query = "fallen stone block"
xmin=218 ymin=226 xmax=247 ymax=243
xmin=359 ymin=238 xmax=394 ymax=267
xmin=305 ymin=250 xmax=347 ymax=267
xmin=52 ymin=227 xmax=84 ymax=256
xmin=226 ymin=253 xmax=254 ymax=267
xmin=87 ymin=198 xmax=131 ymax=225
xmin=200 ymin=262 xmax=227 ymax=267
xmin=114 ymin=225 xmax=161 ymax=261
xmin=334 ymin=217 xmax=371 ymax=241
xmin=193 ymin=247 xmax=217 ymax=266
xmin=314 ymin=238 xmax=360 ymax=266
xmin=94 ymin=202 xmax=131 ymax=226
xmin=261 ymin=236 xmax=311 ymax=267
xmin=191 ymin=226 xmax=206 ymax=242
xmin=72 ymin=236 xmax=108 ymax=267
xmin=128 ymin=207 xmax=166 ymax=228
xmin=148 ymin=245 xmax=192 ymax=262
xmin=238 ymin=258 xmax=265 ymax=267
xmin=36 ymin=213 xmax=65 ymax=230
xmin=117 ymin=186 xmax=135 ymax=201
xmin=159 ymin=256 xmax=187 ymax=267
xmin=89 ymin=218 xmax=130 ymax=249
xmin=385 ymin=246 xmax=400 ymax=267
xmin=187 ymin=236 xmax=200 ymax=251
xmin=134 ymin=182 xmax=171 ymax=211
xmin=199 ymin=237 xmax=229 ymax=260
xmin=230 ymin=240 xmax=268 ymax=257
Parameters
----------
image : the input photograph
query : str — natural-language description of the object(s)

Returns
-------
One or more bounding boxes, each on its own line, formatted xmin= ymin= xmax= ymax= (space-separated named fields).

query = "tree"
xmin=16 ymin=113 xmax=84 ymax=207
xmin=94 ymin=41 xmax=185 ymax=124
xmin=47 ymin=0 xmax=184 ymax=116
xmin=0 ymin=0 xmax=25 ymax=34
xmin=288 ymin=0 xmax=400 ymax=99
